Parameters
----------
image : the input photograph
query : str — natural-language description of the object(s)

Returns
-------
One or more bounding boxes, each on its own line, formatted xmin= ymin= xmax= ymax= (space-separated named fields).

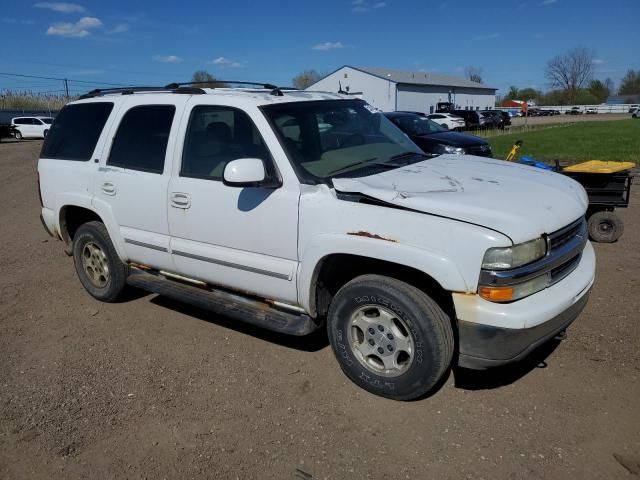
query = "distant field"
xmin=485 ymin=120 xmax=640 ymax=164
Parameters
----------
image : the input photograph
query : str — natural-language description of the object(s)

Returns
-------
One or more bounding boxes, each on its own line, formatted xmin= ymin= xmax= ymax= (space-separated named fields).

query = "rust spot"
xmin=347 ymin=231 xmax=397 ymax=242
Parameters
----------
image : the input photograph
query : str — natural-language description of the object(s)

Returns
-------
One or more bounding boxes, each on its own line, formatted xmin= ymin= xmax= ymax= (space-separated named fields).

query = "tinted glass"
xmin=391 ymin=115 xmax=446 ymax=136
xmin=33 ymin=118 xmax=43 ymax=125
xmin=41 ymin=103 xmax=113 ymax=161
xmin=108 ymin=105 xmax=175 ymax=174
xmin=181 ymin=106 xmax=270 ymax=180
xmin=263 ymin=100 xmax=423 ymax=182
xmin=41 ymin=118 xmax=53 ymax=124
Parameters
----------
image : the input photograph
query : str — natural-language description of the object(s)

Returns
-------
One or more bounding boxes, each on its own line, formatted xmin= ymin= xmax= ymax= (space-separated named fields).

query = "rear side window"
xmin=108 ymin=105 xmax=175 ymax=174
xmin=41 ymin=103 xmax=113 ymax=161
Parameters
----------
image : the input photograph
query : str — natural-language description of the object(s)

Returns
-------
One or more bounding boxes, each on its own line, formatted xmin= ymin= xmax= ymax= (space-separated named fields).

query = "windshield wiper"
xmin=327 ymin=157 xmax=379 ymax=175
xmin=390 ymin=151 xmax=432 ymax=161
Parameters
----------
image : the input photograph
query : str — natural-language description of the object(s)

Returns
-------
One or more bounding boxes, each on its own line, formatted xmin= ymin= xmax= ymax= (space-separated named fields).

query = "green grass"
xmin=485 ymin=120 xmax=640 ymax=164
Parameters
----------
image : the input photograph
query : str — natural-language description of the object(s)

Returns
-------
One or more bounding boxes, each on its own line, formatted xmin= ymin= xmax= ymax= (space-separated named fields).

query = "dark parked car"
xmin=487 ymin=110 xmax=512 ymax=126
xmin=450 ymin=110 xmax=482 ymax=130
xmin=385 ymin=112 xmax=492 ymax=157
xmin=478 ymin=111 xmax=499 ymax=129
xmin=0 ymin=124 xmax=18 ymax=142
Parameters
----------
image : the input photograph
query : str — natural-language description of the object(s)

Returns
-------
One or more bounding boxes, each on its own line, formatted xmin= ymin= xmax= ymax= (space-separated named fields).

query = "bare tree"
xmin=545 ymin=46 xmax=594 ymax=103
xmin=191 ymin=70 xmax=227 ymax=88
xmin=292 ymin=70 xmax=322 ymax=90
xmin=465 ymin=66 xmax=483 ymax=84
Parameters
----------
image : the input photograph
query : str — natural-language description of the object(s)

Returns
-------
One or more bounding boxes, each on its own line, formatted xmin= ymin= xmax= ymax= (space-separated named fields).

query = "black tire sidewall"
xmin=72 ymin=222 xmax=127 ymax=302
xmin=15 ymin=131 xmax=22 ymax=140
xmin=588 ymin=212 xmax=623 ymax=243
xmin=328 ymin=278 xmax=451 ymax=400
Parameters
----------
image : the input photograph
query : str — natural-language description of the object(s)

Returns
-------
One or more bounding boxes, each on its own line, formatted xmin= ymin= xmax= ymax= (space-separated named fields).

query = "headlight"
xmin=482 ymin=237 xmax=546 ymax=270
xmin=442 ymin=145 xmax=465 ymax=154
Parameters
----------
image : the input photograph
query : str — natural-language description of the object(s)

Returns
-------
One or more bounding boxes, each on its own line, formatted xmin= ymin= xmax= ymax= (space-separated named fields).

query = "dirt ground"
xmin=510 ymin=113 xmax=632 ymax=127
xmin=1 ymin=139 xmax=639 ymax=480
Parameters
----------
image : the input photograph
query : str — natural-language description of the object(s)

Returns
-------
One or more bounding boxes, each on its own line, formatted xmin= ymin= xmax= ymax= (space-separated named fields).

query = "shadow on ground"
xmin=149 ymin=294 xmax=330 ymax=353
xmin=453 ymin=339 xmax=562 ymax=390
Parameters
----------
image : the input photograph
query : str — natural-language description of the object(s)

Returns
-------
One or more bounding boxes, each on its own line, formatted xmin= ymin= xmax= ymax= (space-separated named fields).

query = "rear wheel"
xmin=327 ymin=275 xmax=453 ymax=400
xmin=588 ymin=211 xmax=624 ymax=243
xmin=14 ymin=131 xmax=22 ymax=140
xmin=72 ymin=221 xmax=129 ymax=302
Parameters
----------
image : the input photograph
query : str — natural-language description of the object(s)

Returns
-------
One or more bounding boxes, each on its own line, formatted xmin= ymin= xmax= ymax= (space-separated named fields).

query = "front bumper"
xmin=453 ymin=241 xmax=595 ymax=369
xmin=457 ymin=289 xmax=589 ymax=369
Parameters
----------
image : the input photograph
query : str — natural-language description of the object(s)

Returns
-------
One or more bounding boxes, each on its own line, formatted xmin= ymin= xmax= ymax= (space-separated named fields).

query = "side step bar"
xmin=127 ymin=268 xmax=320 ymax=336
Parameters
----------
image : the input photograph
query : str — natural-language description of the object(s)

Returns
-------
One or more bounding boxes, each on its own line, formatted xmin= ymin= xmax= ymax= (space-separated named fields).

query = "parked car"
xmin=38 ymin=86 xmax=595 ymax=400
xmin=0 ymin=123 xmax=18 ymax=142
xmin=482 ymin=110 xmax=510 ymax=128
xmin=566 ymin=107 xmax=583 ymax=115
xmin=585 ymin=107 xmax=598 ymax=114
xmin=11 ymin=116 xmax=54 ymax=139
xmin=425 ymin=112 xmax=466 ymax=130
xmin=632 ymin=108 xmax=639 ymax=119
xmin=451 ymin=110 xmax=482 ymax=130
xmin=385 ymin=112 xmax=492 ymax=157
xmin=478 ymin=111 xmax=498 ymax=128
xmin=628 ymin=105 xmax=639 ymax=113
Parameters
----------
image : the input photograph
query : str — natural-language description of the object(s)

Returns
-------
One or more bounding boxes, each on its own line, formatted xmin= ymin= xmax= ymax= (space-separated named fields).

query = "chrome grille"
xmin=549 ymin=218 xmax=585 ymax=251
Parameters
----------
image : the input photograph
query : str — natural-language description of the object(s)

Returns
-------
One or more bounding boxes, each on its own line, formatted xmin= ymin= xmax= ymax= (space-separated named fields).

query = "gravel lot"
xmin=1 ymin=139 xmax=639 ymax=479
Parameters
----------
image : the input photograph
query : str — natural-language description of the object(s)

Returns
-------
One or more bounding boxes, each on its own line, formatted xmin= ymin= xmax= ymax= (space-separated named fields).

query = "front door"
xmin=167 ymin=102 xmax=299 ymax=303
xmin=94 ymin=98 xmax=186 ymax=271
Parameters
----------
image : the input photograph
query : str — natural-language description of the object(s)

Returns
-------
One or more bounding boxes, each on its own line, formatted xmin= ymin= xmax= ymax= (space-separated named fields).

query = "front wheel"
xmin=14 ymin=130 xmax=22 ymax=140
xmin=588 ymin=211 xmax=624 ymax=243
xmin=72 ymin=221 xmax=129 ymax=302
xmin=327 ymin=275 xmax=454 ymax=400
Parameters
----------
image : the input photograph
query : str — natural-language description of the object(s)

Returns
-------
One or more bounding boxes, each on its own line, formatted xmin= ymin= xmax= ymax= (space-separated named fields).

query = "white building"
xmin=307 ymin=65 xmax=497 ymax=113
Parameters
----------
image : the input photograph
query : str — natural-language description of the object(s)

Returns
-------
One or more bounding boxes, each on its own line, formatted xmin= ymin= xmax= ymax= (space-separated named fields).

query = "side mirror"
xmin=222 ymin=158 xmax=281 ymax=188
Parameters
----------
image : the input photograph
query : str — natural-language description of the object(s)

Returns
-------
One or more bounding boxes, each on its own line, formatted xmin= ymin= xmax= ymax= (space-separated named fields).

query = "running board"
xmin=127 ymin=268 xmax=319 ymax=336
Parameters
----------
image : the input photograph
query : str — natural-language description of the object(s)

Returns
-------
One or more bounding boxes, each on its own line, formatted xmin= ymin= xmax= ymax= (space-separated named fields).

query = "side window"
xmin=181 ymin=105 xmax=270 ymax=181
xmin=41 ymin=102 xmax=114 ymax=161
xmin=34 ymin=119 xmax=43 ymax=125
xmin=108 ymin=105 xmax=175 ymax=174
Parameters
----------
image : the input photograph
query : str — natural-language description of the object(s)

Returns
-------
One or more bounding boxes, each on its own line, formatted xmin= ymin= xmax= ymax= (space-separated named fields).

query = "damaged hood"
xmin=332 ymin=155 xmax=588 ymax=243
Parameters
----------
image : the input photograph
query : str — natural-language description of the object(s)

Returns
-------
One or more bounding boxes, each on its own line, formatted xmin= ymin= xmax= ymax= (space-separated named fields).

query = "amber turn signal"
xmin=479 ymin=286 xmax=514 ymax=302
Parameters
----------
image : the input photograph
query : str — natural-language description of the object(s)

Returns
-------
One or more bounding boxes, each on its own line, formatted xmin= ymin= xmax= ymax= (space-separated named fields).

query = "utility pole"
xmin=63 ymin=78 xmax=69 ymax=98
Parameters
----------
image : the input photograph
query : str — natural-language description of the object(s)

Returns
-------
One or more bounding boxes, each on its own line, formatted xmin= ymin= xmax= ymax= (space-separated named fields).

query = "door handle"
xmin=101 ymin=182 xmax=116 ymax=195
xmin=170 ymin=192 xmax=191 ymax=209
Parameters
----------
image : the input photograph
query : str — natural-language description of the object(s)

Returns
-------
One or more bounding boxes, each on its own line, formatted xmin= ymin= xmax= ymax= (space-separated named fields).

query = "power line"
xmin=0 ymin=71 xmax=128 ymax=87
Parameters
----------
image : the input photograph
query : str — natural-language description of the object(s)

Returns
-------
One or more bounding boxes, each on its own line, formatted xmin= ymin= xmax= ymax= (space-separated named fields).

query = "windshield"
xmin=262 ymin=100 xmax=425 ymax=182
xmin=391 ymin=115 xmax=446 ymax=136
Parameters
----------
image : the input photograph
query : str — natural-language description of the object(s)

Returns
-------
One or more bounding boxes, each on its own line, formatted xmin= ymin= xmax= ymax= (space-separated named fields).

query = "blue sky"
xmin=1 ymin=0 xmax=638 ymax=96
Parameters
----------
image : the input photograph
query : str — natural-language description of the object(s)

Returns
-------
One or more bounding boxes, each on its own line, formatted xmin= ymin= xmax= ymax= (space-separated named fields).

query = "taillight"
xmin=37 ymin=171 xmax=43 ymax=207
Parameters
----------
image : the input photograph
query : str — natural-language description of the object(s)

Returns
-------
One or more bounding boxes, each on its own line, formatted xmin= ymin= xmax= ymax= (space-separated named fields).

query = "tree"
xmin=619 ymin=69 xmax=640 ymax=95
xmin=292 ymin=70 xmax=322 ymax=90
xmin=587 ymin=79 xmax=610 ymax=103
xmin=191 ymin=70 xmax=226 ymax=88
xmin=464 ymin=66 xmax=483 ymax=84
xmin=545 ymin=46 xmax=595 ymax=104
xmin=505 ymin=86 xmax=519 ymax=100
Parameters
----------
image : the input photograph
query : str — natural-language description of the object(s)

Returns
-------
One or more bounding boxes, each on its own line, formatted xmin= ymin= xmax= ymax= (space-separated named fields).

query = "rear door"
xmin=94 ymin=96 xmax=187 ymax=271
xmin=167 ymin=100 xmax=300 ymax=303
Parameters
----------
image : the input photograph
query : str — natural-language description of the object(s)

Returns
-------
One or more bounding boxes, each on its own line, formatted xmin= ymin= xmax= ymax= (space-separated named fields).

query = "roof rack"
xmin=78 ymin=86 xmax=205 ymax=99
xmin=78 ymin=81 xmax=298 ymax=100
xmin=164 ymin=80 xmax=296 ymax=97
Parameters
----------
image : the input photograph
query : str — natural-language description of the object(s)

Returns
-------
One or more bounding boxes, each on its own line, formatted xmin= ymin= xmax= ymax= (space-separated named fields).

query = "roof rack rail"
xmin=78 ymin=85 xmax=205 ymax=99
xmin=164 ymin=80 xmax=298 ymax=96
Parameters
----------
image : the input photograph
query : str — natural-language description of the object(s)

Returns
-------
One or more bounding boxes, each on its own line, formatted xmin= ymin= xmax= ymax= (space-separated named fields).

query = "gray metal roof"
xmin=354 ymin=66 xmax=496 ymax=90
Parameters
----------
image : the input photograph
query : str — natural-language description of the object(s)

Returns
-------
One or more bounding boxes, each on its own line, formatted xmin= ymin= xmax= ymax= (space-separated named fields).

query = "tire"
xmin=14 ymin=131 xmax=22 ymax=140
xmin=327 ymin=274 xmax=454 ymax=400
xmin=72 ymin=221 xmax=129 ymax=302
xmin=43 ymin=129 xmax=49 ymax=138
xmin=588 ymin=211 xmax=624 ymax=243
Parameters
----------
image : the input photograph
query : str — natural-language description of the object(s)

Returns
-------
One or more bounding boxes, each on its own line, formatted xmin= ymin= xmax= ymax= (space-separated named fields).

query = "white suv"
xmin=12 ymin=116 xmax=53 ymax=139
xmin=38 ymin=84 xmax=595 ymax=400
